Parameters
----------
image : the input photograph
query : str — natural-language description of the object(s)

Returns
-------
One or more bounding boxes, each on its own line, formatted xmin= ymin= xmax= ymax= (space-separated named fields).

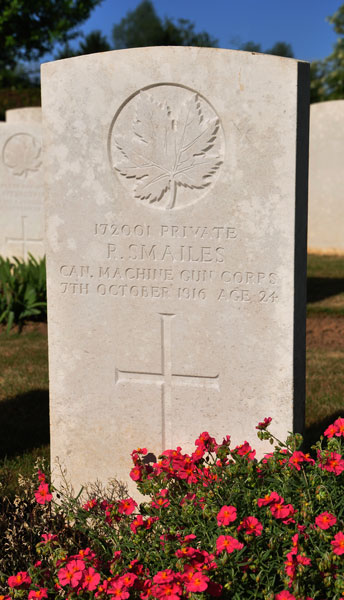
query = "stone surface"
xmin=0 ymin=120 xmax=44 ymax=259
xmin=41 ymin=47 xmax=309 ymax=496
xmin=308 ymin=100 xmax=344 ymax=254
xmin=6 ymin=107 xmax=42 ymax=123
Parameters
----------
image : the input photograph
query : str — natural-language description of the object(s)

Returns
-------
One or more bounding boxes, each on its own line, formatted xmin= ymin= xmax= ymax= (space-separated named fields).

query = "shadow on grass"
xmin=307 ymin=277 xmax=344 ymax=303
xmin=0 ymin=390 xmax=49 ymax=459
xmin=303 ymin=410 xmax=344 ymax=451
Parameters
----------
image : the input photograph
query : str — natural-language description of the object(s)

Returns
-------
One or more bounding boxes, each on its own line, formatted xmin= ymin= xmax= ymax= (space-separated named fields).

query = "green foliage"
xmin=240 ymin=40 xmax=294 ymax=58
xmin=56 ymin=30 xmax=111 ymax=59
xmin=2 ymin=422 xmax=344 ymax=598
xmin=0 ymin=0 xmax=103 ymax=85
xmin=0 ymin=255 xmax=47 ymax=333
xmin=112 ymin=0 xmax=218 ymax=50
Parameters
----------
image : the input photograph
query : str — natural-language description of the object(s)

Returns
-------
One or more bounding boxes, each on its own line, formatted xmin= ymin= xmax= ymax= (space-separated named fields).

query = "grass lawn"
xmin=0 ymin=254 xmax=343 ymax=495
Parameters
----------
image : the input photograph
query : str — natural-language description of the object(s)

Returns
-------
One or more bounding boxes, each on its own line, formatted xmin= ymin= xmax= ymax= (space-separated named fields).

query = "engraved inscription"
xmin=115 ymin=313 xmax=219 ymax=449
xmin=2 ymin=133 xmax=42 ymax=177
xmin=109 ymin=85 xmax=225 ymax=210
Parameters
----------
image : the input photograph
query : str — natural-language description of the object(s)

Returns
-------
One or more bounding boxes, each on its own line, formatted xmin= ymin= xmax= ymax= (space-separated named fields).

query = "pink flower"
xmin=256 ymin=417 xmax=272 ymax=430
xmin=275 ymin=592 xmax=296 ymax=600
xmin=34 ymin=483 xmax=52 ymax=505
xmin=331 ymin=531 xmax=344 ymax=555
xmin=41 ymin=533 xmax=57 ymax=543
xmin=270 ymin=502 xmax=295 ymax=520
xmin=120 ymin=573 xmax=137 ymax=588
xmin=184 ymin=571 xmax=209 ymax=593
xmin=8 ymin=571 xmax=32 ymax=588
xmin=324 ymin=423 xmax=339 ymax=438
xmin=130 ymin=514 xmax=145 ymax=533
xmin=82 ymin=498 xmax=97 ymax=511
xmin=216 ymin=535 xmax=244 ymax=554
xmin=315 ymin=511 xmax=337 ymax=530
xmin=238 ymin=516 xmax=263 ymax=536
xmin=81 ymin=567 xmax=100 ymax=591
xmin=118 ymin=497 xmax=137 ymax=515
xmin=234 ymin=441 xmax=256 ymax=460
xmin=152 ymin=582 xmax=181 ymax=600
xmin=334 ymin=417 xmax=344 ymax=436
xmin=58 ymin=559 xmax=85 ymax=588
xmin=130 ymin=465 xmax=143 ymax=481
xmin=217 ymin=505 xmax=237 ymax=526
xmin=28 ymin=589 xmax=48 ymax=600
xmin=289 ymin=451 xmax=314 ymax=470
xmin=107 ymin=579 xmax=130 ymax=599
xmin=318 ymin=451 xmax=344 ymax=475
xmin=37 ymin=469 xmax=46 ymax=482
xmin=153 ymin=570 xmax=175 ymax=584
xmin=257 ymin=491 xmax=281 ymax=507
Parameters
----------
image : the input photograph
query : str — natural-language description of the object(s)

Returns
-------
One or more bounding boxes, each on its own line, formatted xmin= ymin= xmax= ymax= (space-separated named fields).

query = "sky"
xmin=67 ymin=0 xmax=343 ymax=63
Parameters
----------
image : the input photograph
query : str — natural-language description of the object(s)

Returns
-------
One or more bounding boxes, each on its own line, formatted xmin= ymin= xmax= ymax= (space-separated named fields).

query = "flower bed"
xmin=2 ymin=417 xmax=344 ymax=599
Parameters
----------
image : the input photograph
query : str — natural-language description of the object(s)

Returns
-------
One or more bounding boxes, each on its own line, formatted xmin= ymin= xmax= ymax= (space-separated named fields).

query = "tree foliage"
xmin=112 ymin=0 xmax=218 ymax=49
xmin=0 ymin=0 xmax=103 ymax=84
xmin=240 ymin=40 xmax=294 ymax=58
xmin=311 ymin=4 xmax=344 ymax=102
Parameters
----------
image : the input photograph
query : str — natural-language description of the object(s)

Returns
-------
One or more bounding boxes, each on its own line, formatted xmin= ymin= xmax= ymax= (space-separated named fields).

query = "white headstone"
xmin=6 ymin=107 xmax=42 ymax=124
xmin=0 ymin=120 xmax=44 ymax=259
xmin=308 ymin=100 xmax=344 ymax=254
xmin=41 ymin=47 xmax=309 ymax=495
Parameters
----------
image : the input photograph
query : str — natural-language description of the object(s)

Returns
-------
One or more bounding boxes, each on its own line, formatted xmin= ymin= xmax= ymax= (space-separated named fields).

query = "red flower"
xmin=234 ymin=441 xmax=256 ymax=460
xmin=107 ymin=579 xmax=130 ymax=599
xmin=217 ymin=505 xmax=237 ymax=526
xmin=118 ymin=497 xmax=137 ymax=515
xmin=153 ymin=582 xmax=182 ymax=600
xmin=270 ymin=502 xmax=295 ymax=520
xmin=120 ymin=573 xmax=137 ymax=588
xmin=34 ymin=483 xmax=53 ymax=504
xmin=315 ymin=511 xmax=337 ymax=530
xmin=216 ymin=535 xmax=244 ymax=554
xmin=257 ymin=491 xmax=281 ymax=507
xmin=324 ymin=422 xmax=339 ymax=438
xmin=275 ymin=592 xmax=296 ymax=600
xmin=130 ymin=466 xmax=143 ymax=481
xmin=81 ymin=567 xmax=100 ymax=591
xmin=331 ymin=531 xmax=344 ymax=555
xmin=41 ymin=533 xmax=57 ymax=544
xmin=8 ymin=571 xmax=32 ymax=589
xmin=184 ymin=571 xmax=209 ymax=593
xmin=58 ymin=559 xmax=85 ymax=588
xmin=256 ymin=417 xmax=272 ymax=430
xmin=289 ymin=451 xmax=314 ymax=470
xmin=153 ymin=570 xmax=175 ymax=584
xmin=82 ymin=498 xmax=97 ymax=511
xmin=238 ymin=516 xmax=263 ymax=536
xmin=130 ymin=515 xmax=145 ymax=533
xmin=334 ymin=417 xmax=344 ymax=436
xmin=28 ymin=589 xmax=48 ymax=600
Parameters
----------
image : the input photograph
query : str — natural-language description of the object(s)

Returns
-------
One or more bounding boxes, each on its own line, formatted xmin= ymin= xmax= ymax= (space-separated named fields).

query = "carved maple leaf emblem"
xmin=3 ymin=133 xmax=42 ymax=177
xmin=113 ymin=91 xmax=222 ymax=209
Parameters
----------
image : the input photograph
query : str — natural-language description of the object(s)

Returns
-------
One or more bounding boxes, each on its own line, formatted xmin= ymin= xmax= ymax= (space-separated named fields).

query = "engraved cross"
xmin=6 ymin=215 xmax=43 ymax=260
xmin=115 ymin=313 xmax=219 ymax=449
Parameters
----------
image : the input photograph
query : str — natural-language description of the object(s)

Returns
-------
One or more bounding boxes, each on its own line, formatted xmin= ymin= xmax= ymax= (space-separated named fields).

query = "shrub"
xmin=2 ymin=417 xmax=344 ymax=599
xmin=0 ymin=255 xmax=47 ymax=332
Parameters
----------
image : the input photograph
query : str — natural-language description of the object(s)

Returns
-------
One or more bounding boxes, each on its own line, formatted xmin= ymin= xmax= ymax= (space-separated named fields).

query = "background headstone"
xmin=308 ymin=100 xmax=344 ymax=254
xmin=0 ymin=118 xmax=44 ymax=259
xmin=5 ymin=107 xmax=42 ymax=124
xmin=41 ymin=47 xmax=309 ymax=495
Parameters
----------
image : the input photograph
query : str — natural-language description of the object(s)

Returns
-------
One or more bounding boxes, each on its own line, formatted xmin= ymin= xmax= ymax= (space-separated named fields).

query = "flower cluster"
xmin=4 ymin=417 xmax=344 ymax=600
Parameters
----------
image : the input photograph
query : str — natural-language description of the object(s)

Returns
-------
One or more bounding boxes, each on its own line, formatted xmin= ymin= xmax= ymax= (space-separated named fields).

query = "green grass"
xmin=0 ymin=327 xmax=49 ymax=494
xmin=307 ymin=253 xmax=344 ymax=315
xmin=0 ymin=254 xmax=343 ymax=497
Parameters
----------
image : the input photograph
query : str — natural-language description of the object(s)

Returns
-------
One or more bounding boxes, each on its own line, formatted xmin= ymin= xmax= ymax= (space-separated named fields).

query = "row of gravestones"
xmin=0 ymin=48 xmax=342 ymax=496
xmin=1 ymin=100 xmax=343 ymax=264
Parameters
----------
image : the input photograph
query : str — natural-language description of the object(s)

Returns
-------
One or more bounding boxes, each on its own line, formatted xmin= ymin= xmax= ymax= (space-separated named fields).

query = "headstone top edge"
xmin=40 ymin=45 xmax=307 ymax=73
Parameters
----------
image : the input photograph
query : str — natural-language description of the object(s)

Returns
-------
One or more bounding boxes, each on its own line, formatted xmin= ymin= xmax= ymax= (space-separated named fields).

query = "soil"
xmin=306 ymin=314 xmax=344 ymax=350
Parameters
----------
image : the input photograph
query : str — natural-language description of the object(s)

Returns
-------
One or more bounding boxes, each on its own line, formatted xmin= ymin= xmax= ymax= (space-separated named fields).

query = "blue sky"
xmin=72 ymin=0 xmax=343 ymax=62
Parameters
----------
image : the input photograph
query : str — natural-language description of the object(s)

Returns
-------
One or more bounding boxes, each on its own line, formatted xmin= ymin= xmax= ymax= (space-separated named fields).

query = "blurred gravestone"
xmin=6 ymin=107 xmax=42 ymax=124
xmin=308 ymin=101 xmax=344 ymax=254
xmin=41 ymin=48 xmax=309 ymax=495
xmin=0 ymin=108 xmax=44 ymax=259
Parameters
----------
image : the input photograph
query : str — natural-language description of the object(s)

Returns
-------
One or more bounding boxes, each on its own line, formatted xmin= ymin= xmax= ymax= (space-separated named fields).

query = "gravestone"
xmin=0 ymin=114 xmax=44 ymax=259
xmin=6 ymin=107 xmax=42 ymax=124
xmin=41 ymin=47 xmax=309 ymax=495
xmin=308 ymin=100 xmax=344 ymax=254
